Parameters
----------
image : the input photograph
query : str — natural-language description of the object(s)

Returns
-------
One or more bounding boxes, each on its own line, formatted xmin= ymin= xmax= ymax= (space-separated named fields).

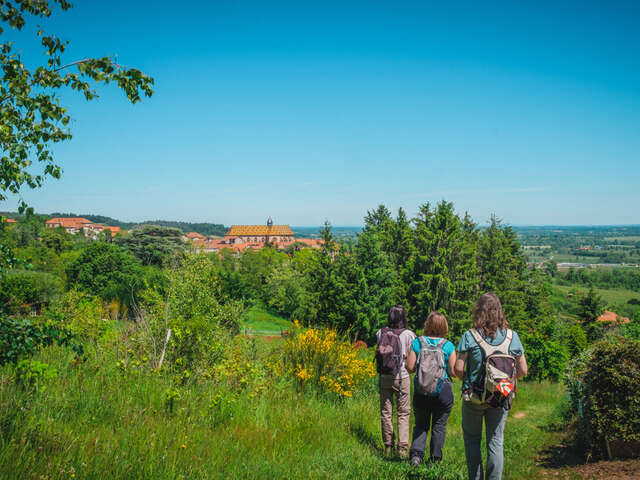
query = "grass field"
xmin=241 ymin=305 xmax=294 ymax=335
xmin=0 ymin=340 xmax=569 ymax=480
xmin=554 ymin=284 xmax=640 ymax=306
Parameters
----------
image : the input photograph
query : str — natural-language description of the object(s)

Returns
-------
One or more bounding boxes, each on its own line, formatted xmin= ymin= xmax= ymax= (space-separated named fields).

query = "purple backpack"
xmin=375 ymin=327 xmax=405 ymax=376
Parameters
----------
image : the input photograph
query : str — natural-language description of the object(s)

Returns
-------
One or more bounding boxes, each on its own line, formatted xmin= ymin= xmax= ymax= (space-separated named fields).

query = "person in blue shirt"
xmin=405 ymin=311 xmax=457 ymax=466
xmin=454 ymin=293 xmax=528 ymax=480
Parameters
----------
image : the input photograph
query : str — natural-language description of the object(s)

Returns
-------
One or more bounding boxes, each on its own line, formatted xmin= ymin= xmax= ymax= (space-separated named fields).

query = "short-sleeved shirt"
xmin=376 ymin=328 xmax=416 ymax=379
xmin=456 ymin=328 xmax=524 ymax=393
xmin=410 ymin=337 xmax=455 ymax=380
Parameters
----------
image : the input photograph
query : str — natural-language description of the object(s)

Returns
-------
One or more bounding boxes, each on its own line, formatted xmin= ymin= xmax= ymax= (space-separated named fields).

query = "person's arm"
xmin=406 ymin=349 xmax=417 ymax=373
xmin=454 ymin=352 xmax=467 ymax=379
xmin=447 ymin=350 xmax=457 ymax=379
xmin=516 ymin=354 xmax=528 ymax=379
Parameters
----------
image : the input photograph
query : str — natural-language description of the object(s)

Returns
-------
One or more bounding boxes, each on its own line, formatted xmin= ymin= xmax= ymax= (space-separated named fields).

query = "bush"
xmin=565 ymin=337 xmax=640 ymax=457
xmin=44 ymin=290 xmax=108 ymax=340
xmin=0 ymin=316 xmax=84 ymax=365
xmin=0 ymin=269 xmax=63 ymax=315
xmin=15 ymin=359 xmax=57 ymax=391
xmin=279 ymin=321 xmax=376 ymax=398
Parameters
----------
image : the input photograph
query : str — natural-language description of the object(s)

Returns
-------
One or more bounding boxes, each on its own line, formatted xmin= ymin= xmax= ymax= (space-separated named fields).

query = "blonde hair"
xmin=423 ymin=311 xmax=449 ymax=337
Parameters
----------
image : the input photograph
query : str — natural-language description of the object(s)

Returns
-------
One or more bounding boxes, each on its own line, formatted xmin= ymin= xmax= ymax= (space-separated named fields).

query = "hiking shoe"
xmin=384 ymin=446 xmax=393 ymax=457
xmin=398 ymin=448 xmax=409 ymax=460
xmin=410 ymin=456 xmax=422 ymax=467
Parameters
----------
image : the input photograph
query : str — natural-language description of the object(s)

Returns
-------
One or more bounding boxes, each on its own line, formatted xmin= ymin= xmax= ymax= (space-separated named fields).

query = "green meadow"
xmin=0 ymin=341 xmax=567 ymax=480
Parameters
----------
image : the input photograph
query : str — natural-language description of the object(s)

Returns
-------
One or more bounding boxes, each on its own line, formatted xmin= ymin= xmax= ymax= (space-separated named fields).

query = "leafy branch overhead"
xmin=0 ymin=0 xmax=154 ymax=211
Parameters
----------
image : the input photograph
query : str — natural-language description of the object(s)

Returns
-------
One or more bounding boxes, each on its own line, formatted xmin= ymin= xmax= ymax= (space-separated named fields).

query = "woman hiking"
xmin=375 ymin=305 xmax=416 ymax=458
xmin=454 ymin=293 xmax=528 ymax=480
xmin=405 ymin=311 xmax=456 ymax=466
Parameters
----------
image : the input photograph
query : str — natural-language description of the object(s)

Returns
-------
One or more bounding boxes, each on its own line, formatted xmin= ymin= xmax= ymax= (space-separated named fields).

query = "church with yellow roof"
xmin=223 ymin=218 xmax=294 ymax=245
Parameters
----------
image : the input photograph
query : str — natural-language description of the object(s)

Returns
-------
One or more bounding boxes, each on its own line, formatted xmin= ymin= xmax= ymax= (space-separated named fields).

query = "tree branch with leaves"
xmin=0 ymin=0 xmax=154 ymax=212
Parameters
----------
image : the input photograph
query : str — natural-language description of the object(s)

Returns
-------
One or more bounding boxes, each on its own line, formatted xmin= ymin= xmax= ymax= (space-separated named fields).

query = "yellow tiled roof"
xmin=227 ymin=225 xmax=294 ymax=236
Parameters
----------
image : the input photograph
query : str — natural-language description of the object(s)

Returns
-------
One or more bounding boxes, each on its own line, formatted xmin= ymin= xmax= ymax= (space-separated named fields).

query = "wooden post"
xmin=157 ymin=328 xmax=172 ymax=371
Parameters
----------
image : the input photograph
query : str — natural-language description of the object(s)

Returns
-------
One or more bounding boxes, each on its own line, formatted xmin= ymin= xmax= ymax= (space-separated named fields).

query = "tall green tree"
xmin=115 ymin=225 xmax=184 ymax=266
xmin=353 ymin=230 xmax=396 ymax=341
xmin=66 ymin=242 xmax=143 ymax=308
xmin=404 ymin=201 xmax=478 ymax=335
xmin=579 ymin=286 xmax=605 ymax=342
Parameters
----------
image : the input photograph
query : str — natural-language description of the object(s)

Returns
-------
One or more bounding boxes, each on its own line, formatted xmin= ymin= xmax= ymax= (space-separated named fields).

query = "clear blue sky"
xmin=3 ymin=1 xmax=639 ymax=226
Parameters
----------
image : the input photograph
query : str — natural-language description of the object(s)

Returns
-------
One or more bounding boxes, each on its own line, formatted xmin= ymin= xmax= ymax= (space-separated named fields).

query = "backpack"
xmin=375 ymin=327 xmax=405 ymax=376
xmin=415 ymin=337 xmax=447 ymax=396
xmin=469 ymin=328 xmax=517 ymax=409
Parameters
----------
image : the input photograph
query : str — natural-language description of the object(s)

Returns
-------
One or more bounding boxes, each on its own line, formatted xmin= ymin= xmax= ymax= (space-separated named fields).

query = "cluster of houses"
xmin=3 ymin=215 xmax=322 ymax=253
xmin=184 ymin=218 xmax=323 ymax=253
xmin=44 ymin=217 xmax=122 ymax=238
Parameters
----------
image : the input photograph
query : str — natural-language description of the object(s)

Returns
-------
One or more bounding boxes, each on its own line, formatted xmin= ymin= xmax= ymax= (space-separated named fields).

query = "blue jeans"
xmin=461 ymin=401 xmax=508 ymax=480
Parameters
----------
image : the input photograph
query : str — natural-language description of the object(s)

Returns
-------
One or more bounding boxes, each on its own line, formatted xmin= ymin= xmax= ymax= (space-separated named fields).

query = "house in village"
xmin=45 ymin=217 xmax=122 ymax=238
xmin=183 ymin=231 xmax=207 ymax=243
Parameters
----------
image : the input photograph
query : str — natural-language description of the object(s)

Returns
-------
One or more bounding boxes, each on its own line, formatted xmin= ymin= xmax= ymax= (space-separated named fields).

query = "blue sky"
xmin=2 ymin=1 xmax=639 ymax=226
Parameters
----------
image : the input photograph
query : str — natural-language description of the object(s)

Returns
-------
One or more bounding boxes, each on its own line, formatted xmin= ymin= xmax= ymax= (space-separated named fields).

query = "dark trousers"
xmin=409 ymin=381 xmax=454 ymax=461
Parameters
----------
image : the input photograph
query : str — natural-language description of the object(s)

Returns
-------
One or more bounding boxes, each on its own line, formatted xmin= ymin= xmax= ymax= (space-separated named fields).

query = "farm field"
xmin=554 ymin=284 xmax=640 ymax=307
xmin=0 ymin=339 xmax=577 ymax=480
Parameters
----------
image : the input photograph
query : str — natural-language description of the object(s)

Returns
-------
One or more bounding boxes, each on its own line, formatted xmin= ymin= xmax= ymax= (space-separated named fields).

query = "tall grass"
xmin=0 ymin=342 xmax=565 ymax=480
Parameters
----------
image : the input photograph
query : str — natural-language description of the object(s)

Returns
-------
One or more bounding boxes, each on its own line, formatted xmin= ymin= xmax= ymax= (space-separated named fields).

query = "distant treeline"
xmin=2 ymin=212 xmax=227 ymax=237
xmin=560 ymin=267 xmax=640 ymax=293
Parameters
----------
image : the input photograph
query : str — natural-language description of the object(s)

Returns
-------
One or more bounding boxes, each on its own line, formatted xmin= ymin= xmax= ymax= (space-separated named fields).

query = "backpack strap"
xmin=418 ymin=336 xmax=428 ymax=350
xmin=469 ymin=328 xmax=506 ymax=356
xmin=437 ymin=338 xmax=447 ymax=348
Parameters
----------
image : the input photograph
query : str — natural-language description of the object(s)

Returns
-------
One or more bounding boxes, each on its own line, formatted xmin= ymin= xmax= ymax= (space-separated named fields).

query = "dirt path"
xmin=540 ymin=459 xmax=640 ymax=479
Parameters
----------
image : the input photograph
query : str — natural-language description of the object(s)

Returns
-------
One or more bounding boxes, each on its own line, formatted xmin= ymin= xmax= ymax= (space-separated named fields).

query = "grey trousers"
xmin=409 ymin=381 xmax=454 ymax=461
xmin=462 ymin=400 xmax=508 ymax=480
xmin=379 ymin=375 xmax=411 ymax=450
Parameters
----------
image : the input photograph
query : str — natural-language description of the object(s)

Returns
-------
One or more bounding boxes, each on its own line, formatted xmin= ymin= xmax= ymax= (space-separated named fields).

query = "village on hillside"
xmin=3 ymin=216 xmax=323 ymax=254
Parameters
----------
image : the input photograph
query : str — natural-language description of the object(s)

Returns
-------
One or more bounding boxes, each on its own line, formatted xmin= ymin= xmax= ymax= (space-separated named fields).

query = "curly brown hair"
xmin=472 ymin=293 xmax=508 ymax=338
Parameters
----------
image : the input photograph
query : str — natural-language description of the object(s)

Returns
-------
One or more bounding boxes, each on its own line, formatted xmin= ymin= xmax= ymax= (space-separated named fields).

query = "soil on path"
xmin=540 ymin=459 xmax=640 ymax=479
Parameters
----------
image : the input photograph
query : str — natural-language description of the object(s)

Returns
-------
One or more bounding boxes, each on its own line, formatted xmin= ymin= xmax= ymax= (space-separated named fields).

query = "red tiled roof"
xmin=46 ymin=217 xmax=92 ymax=228
xmin=185 ymin=232 xmax=206 ymax=239
xmin=597 ymin=310 xmax=630 ymax=324
xmin=3 ymin=218 xmax=17 ymax=223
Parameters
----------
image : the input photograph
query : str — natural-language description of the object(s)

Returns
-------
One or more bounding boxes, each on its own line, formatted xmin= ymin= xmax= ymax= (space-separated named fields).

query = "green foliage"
xmin=565 ymin=337 xmax=640 ymax=456
xmin=15 ymin=359 xmax=57 ymax=391
xmin=0 ymin=268 xmax=62 ymax=314
xmin=578 ymin=286 xmax=606 ymax=342
xmin=43 ymin=290 xmax=107 ymax=339
xmin=0 ymin=316 xmax=83 ymax=365
xmin=404 ymin=202 xmax=477 ymax=337
xmin=115 ymin=224 xmax=185 ymax=266
xmin=65 ymin=242 xmax=143 ymax=309
xmin=0 ymin=1 xmax=154 ymax=212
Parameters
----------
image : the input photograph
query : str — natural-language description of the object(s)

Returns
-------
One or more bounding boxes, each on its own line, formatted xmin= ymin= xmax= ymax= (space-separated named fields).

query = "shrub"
xmin=280 ymin=321 xmax=376 ymax=398
xmin=0 ymin=269 xmax=63 ymax=315
xmin=44 ymin=290 xmax=108 ymax=340
xmin=0 ymin=316 xmax=84 ymax=365
xmin=15 ymin=359 xmax=57 ymax=391
xmin=565 ymin=337 xmax=640 ymax=457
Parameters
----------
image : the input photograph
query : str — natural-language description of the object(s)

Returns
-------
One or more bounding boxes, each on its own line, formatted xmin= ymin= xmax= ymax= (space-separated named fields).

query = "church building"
xmin=223 ymin=218 xmax=294 ymax=245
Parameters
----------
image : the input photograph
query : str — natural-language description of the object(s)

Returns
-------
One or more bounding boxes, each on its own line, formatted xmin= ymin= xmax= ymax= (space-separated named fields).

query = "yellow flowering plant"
xmin=280 ymin=321 xmax=375 ymax=398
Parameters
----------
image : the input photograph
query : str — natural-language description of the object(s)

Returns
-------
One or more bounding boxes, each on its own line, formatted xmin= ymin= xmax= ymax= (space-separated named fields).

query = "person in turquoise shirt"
xmin=454 ymin=293 xmax=529 ymax=480
xmin=405 ymin=311 xmax=457 ymax=466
